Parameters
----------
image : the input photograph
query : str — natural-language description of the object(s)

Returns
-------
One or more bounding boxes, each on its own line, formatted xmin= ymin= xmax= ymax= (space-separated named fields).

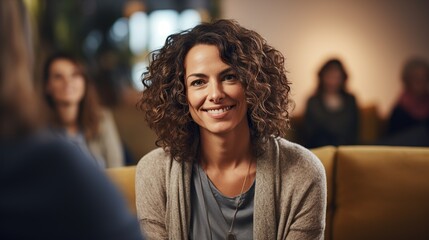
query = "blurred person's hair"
xmin=316 ymin=58 xmax=349 ymax=95
xmin=0 ymin=0 xmax=42 ymax=139
xmin=42 ymin=52 xmax=101 ymax=139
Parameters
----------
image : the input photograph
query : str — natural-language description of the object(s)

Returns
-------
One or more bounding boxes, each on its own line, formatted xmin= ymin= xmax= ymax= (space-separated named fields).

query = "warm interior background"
xmin=26 ymin=0 xmax=429 ymax=162
xmin=221 ymin=0 xmax=429 ymax=118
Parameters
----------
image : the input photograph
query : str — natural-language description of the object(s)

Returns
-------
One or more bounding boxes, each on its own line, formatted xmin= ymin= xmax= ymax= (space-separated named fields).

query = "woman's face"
xmin=322 ymin=67 xmax=343 ymax=93
xmin=184 ymin=44 xmax=248 ymax=136
xmin=46 ymin=58 xmax=86 ymax=105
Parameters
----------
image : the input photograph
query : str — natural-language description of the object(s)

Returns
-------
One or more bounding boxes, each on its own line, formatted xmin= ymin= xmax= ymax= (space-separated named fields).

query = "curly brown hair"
xmin=139 ymin=19 xmax=292 ymax=162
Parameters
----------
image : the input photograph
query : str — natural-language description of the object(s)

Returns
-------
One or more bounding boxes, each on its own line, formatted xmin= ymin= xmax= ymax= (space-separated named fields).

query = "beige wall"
xmin=221 ymin=0 xmax=429 ymax=118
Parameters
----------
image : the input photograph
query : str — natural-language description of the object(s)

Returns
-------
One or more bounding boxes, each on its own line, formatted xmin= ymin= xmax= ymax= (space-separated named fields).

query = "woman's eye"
xmin=190 ymin=79 xmax=204 ymax=86
xmin=224 ymin=74 xmax=237 ymax=81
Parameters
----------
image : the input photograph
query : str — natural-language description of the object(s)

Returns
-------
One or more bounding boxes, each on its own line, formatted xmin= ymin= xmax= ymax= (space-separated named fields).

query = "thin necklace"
xmin=198 ymin=159 xmax=252 ymax=240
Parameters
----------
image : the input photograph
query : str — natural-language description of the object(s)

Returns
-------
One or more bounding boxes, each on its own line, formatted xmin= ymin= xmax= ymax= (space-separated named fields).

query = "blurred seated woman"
xmin=387 ymin=58 xmax=429 ymax=136
xmin=0 ymin=1 xmax=143 ymax=239
xmin=42 ymin=53 xmax=125 ymax=168
xmin=303 ymin=58 xmax=359 ymax=148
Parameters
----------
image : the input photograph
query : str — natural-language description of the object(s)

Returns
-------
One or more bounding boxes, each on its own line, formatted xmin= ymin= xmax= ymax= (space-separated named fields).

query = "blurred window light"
xmin=129 ymin=11 xmax=148 ymax=55
xmin=132 ymin=61 xmax=149 ymax=91
xmin=148 ymin=10 xmax=179 ymax=51
xmin=83 ymin=30 xmax=103 ymax=55
xmin=109 ymin=17 xmax=129 ymax=43
xmin=129 ymin=9 xmax=202 ymax=90
xmin=179 ymin=9 xmax=201 ymax=31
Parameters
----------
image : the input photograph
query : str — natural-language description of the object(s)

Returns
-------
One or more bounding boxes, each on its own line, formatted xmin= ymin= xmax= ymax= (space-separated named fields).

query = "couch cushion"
xmin=334 ymin=146 xmax=429 ymax=240
xmin=311 ymin=145 xmax=336 ymax=240
xmin=106 ymin=166 xmax=137 ymax=215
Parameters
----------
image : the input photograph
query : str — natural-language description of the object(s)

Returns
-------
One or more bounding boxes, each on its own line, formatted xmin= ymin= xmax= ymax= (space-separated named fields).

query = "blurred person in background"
xmin=381 ymin=58 xmax=429 ymax=146
xmin=42 ymin=52 xmax=125 ymax=168
xmin=303 ymin=58 xmax=359 ymax=148
xmin=0 ymin=1 xmax=143 ymax=239
xmin=387 ymin=58 xmax=429 ymax=136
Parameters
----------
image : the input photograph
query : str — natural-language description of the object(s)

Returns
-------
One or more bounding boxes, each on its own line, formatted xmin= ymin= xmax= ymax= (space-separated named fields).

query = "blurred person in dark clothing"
xmin=303 ymin=59 xmax=359 ymax=148
xmin=387 ymin=58 xmax=429 ymax=136
xmin=380 ymin=58 xmax=429 ymax=146
xmin=0 ymin=1 xmax=144 ymax=239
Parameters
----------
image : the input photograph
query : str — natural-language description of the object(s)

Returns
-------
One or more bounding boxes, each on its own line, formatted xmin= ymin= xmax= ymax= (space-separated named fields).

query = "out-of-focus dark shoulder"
xmin=0 ymin=131 xmax=92 ymax=173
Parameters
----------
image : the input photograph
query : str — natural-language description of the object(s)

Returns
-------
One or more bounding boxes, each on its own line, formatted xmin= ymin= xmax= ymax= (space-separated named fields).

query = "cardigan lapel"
xmin=183 ymin=160 xmax=193 ymax=239
xmin=254 ymin=138 xmax=279 ymax=239
xmin=168 ymin=159 xmax=193 ymax=240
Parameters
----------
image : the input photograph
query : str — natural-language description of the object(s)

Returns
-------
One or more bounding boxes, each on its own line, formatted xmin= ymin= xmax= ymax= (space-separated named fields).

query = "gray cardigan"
xmin=136 ymin=137 xmax=326 ymax=239
xmin=88 ymin=109 xmax=124 ymax=168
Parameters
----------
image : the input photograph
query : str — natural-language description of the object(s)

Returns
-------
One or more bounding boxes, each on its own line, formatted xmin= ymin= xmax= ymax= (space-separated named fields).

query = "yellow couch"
xmin=106 ymin=146 xmax=429 ymax=240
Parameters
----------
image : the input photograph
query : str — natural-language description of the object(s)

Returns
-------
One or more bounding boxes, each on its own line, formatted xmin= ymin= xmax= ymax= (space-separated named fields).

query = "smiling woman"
xmin=137 ymin=19 xmax=327 ymax=240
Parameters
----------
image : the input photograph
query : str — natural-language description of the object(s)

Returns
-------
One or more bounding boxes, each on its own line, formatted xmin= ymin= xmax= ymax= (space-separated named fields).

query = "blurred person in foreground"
xmin=0 ymin=1 xmax=143 ymax=239
xmin=42 ymin=52 xmax=125 ymax=168
xmin=136 ymin=19 xmax=326 ymax=239
xmin=382 ymin=58 xmax=429 ymax=146
xmin=303 ymin=59 xmax=359 ymax=148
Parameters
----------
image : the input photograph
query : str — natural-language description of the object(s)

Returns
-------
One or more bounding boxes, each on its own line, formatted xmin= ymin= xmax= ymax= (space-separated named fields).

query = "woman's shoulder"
xmin=89 ymin=108 xmax=117 ymax=140
xmin=136 ymin=148 xmax=171 ymax=175
xmin=343 ymin=92 xmax=357 ymax=103
xmin=98 ymin=108 xmax=115 ymax=126
xmin=305 ymin=95 xmax=323 ymax=111
xmin=99 ymin=107 xmax=113 ymax=117
xmin=307 ymin=94 xmax=321 ymax=104
xmin=274 ymin=137 xmax=313 ymax=154
xmin=139 ymin=147 xmax=170 ymax=162
xmin=272 ymin=137 xmax=326 ymax=177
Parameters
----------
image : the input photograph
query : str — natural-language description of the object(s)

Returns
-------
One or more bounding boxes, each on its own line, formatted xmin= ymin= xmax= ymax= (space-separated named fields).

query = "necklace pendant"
xmin=226 ymin=232 xmax=237 ymax=240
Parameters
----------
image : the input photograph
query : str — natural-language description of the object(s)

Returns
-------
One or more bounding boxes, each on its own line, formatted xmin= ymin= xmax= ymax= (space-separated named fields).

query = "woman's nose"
xmin=208 ymin=81 xmax=225 ymax=103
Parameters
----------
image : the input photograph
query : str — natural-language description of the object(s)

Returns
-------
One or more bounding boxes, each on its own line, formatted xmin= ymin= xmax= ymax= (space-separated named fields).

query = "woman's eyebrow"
xmin=219 ymin=67 xmax=234 ymax=76
xmin=186 ymin=67 xmax=234 ymax=80
xmin=186 ymin=73 xmax=207 ymax=80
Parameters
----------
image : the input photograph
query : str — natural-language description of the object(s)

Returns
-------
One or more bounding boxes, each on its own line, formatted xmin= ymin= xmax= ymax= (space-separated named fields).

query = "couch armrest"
xmin=106 ymin=166 xmax=137 ymax=215
xmin=334 ymin=146 xmax=429 ymax=240
xmin=311 ymin=145 xmax=336 ymax=240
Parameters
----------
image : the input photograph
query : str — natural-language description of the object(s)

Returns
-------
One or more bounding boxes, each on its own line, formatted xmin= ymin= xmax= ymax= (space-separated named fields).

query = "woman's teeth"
xmin=206 ymin=106 xmax=233 ymax=114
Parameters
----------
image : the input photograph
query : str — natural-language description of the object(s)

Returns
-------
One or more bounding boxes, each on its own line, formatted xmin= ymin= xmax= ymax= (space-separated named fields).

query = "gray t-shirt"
xmin=190 ymin=163 xmax=255 ymax=240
